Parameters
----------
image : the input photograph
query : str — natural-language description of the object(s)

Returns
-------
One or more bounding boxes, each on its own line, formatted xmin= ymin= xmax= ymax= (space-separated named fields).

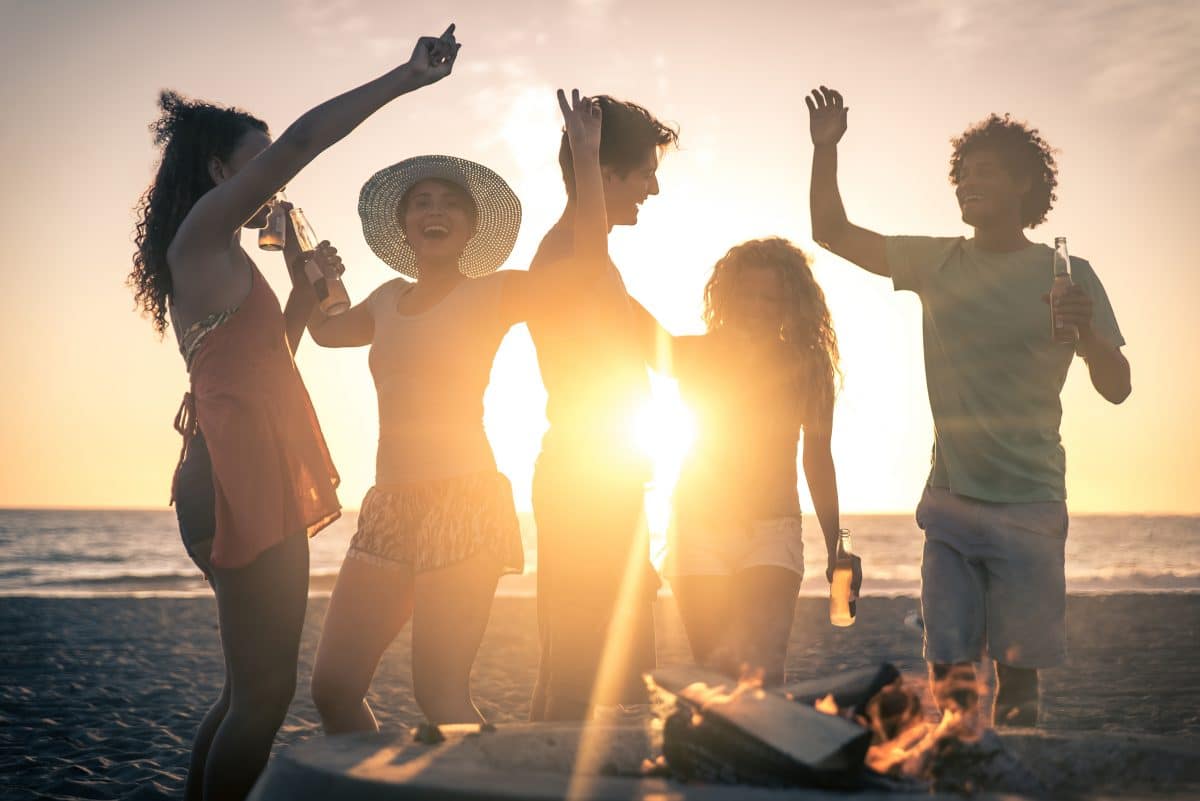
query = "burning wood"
xmin=862 ymin=665 xmax=985 ymax=776
xmin=857 ymin=672 xmax=1046 ymax=796
xmin=653 ymin=663 xmax=1047 ymax=795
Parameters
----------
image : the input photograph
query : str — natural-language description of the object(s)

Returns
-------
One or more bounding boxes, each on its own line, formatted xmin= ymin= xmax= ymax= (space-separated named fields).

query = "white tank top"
xmin=367 ymin=274 xmax=516 ymax=484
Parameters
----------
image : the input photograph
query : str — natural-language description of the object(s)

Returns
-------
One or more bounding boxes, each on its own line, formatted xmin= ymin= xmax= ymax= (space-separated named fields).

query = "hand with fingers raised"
xmin=557 ymin=88 xmax=603 ymax=154
xmin=557 ymin=88 xmax=607 ymax=267
xmin=806 ymin=85 xmax=848 ymax=146
xmin=406 ymin=24 xmax=462 ymax=86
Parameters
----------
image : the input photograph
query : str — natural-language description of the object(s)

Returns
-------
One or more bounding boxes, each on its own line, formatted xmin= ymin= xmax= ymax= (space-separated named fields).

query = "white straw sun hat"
xmin=358 ymin=154 xmax=522 ymax=279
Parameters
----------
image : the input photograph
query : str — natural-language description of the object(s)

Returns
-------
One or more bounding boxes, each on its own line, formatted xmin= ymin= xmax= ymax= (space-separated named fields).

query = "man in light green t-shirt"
xmin=806 ymin=86 xmax=1131 ymax=726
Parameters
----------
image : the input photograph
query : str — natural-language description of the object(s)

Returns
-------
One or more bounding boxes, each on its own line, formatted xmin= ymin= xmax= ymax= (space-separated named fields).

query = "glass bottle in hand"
xmin=1050 ymin=236 xmax=1077 ymax=344
xmin=830 ymin=529 xmax=857 ymax=627
xmin=258 ymin=194 xmax=288 ymax=251
xmin=289 ymin=207 xmax=350 ymax=316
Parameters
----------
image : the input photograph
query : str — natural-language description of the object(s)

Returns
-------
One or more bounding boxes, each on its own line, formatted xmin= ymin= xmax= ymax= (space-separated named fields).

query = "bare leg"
xmin=310 ymin=555 xmax=415 ymax=734
xmin=671 ymin=575 xmax=732 ymax=670
xmin=730 ymin=566 xmax=801 ymax=687
xmin=994 ymin=662 xmax=1039 ymax=726
xmin=202 ymin=533 xmax=309 ymax=801
xmin=411 ymin=553 xmax=501 ymax=724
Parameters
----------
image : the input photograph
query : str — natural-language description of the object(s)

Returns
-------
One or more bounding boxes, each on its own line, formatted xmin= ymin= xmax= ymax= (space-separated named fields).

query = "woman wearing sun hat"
xmin=307 ymin=90 xmax=609 ymax=729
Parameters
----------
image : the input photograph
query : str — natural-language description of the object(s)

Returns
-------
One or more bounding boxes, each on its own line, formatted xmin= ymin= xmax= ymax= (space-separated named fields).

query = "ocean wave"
xmin=3 ymin=568 xmax=1198 ymax=599
xmin=22 ymin=572 xmax=206 ymax=590
xmin=25 ymin=568 xmax=203 ymax=585
xmin=4 ymin=550 xmax=128 ymax=564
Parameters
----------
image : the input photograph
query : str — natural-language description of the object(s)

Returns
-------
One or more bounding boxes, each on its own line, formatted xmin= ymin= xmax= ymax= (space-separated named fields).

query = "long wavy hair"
xmin=702 ymin=237 xmax=841 ymax=412
xmin=129 ymin=90 xmax=269 ymax=336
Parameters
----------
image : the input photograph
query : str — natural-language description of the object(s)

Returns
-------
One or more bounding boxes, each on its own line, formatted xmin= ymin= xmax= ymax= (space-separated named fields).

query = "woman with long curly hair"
xmin=128 ymin=25 xmax=460 ymax=801
xmin=642 ymin=237 xmax=849 ymax=686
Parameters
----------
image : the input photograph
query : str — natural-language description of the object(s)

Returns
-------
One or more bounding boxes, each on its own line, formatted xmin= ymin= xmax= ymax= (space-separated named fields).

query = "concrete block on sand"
xmin=247 ymin=722 xmax=1200 ymax=800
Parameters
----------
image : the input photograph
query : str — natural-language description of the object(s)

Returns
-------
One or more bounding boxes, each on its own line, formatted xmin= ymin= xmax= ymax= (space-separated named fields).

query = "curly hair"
xmin=702 ymin=237 xmax=841 ymax=411
xmin=558 ymin=95 xmax=679 ymax=199
xmin=129 ymin=90 xmax=269 ymax=335
xmin=949 ymin=113 xmax=1058 ymax=229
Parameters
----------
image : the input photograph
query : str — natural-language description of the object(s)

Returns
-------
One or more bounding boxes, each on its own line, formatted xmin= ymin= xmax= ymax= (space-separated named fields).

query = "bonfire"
xmin=652 ymin=662 xmax=1045 ymax=795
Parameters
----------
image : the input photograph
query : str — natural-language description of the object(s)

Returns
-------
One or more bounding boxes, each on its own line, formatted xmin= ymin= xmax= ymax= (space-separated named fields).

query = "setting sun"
xmin=2 ymin=3 xmax=1198 ymax=799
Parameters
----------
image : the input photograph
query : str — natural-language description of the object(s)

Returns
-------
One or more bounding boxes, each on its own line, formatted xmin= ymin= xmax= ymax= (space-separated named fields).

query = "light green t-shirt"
xmin=888 ymin=236 xmax=1125 ymax=503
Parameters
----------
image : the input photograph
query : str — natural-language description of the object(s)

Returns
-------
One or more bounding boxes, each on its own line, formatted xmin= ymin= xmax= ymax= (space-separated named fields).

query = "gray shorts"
xmin=917 ymin=485 xmax=1068 ymax=668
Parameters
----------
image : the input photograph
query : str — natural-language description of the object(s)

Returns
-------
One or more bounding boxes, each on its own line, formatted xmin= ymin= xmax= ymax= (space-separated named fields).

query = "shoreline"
xmin=4 ymin=586 xmax=1198 ymax=600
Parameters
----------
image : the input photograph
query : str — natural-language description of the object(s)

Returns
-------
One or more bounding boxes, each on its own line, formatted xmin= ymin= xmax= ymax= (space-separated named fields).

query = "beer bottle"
xmin=288 ymin=207 xmax=351 ymax=317
xmin=1050 ymin=236 xmax=1078 ymax=344
xmin=258 ymin=194 xmax=288 ymax=251
xmin=830 ymin=529 xmax=857 ymax=627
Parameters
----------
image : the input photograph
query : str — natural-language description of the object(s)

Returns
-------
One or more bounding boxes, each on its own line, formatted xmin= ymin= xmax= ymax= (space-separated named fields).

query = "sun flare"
xmin=635 ymin=373 xmax=697 ymax=544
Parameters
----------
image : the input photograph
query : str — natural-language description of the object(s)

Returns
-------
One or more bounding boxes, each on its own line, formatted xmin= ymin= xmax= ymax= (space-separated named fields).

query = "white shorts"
xmin=666 ymin=516 xmax=804 ymax=579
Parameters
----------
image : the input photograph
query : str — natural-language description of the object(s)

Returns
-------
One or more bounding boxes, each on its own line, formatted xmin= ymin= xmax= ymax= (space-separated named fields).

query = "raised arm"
xmin=287 ymin=212 xmax=374 ymax=349
xmin=561 ymin=89 xmax=608 ymax=272
xmin=171 ymin=25 xmax=461 ymax=261
xmin=302 ymin=255 xmax=375 ymax=348
xmin=281 ymin=230 xmax=318 ymax=353
xmin=806 ymin=86 xmax=890 ymax=278
xmin=501 ymin=90 xmax=623 ymax=321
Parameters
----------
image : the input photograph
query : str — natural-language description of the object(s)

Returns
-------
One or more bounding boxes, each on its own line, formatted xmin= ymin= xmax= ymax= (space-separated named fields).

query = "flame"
xmin=863 ymin=672 xmax=987 ymax=779
xmin=640 ymin=755 xmax=670 ymax=777
xmin=735 ymin=664 xmax=765 ymax=689
xmin=668 ymin=666 xmax=770 ymax=732
xmin=814 ymin=693 xmax=839 ymax=716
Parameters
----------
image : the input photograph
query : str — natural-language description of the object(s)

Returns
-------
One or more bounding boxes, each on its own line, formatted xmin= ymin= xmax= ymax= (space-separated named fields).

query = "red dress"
xmin=173 ymin=266 xmax=340 ymax=569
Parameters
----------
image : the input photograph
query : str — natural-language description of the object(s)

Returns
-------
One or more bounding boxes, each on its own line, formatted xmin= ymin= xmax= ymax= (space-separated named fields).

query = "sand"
xmin=2 ymin=594 xmax=1198 ymax=799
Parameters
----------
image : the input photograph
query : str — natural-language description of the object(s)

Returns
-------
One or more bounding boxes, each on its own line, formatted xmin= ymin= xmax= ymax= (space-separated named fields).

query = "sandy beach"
xmin=2 ymin=593 xmax=1198 ymax=799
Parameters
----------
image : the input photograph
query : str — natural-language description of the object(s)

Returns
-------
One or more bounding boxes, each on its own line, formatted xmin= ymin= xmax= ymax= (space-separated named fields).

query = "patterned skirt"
xmin=348 ymin=472 xmax=524 ymax=575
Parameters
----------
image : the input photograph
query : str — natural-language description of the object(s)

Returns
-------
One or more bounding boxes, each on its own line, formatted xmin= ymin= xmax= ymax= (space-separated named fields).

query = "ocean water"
xmin=0 ymin=508 xmax=1197 ymax=599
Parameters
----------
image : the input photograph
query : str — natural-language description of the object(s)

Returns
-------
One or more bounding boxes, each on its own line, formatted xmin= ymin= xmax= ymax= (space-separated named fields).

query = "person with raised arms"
xmin=806 ymin=85 xmax=1129 ymax=726
xmin=128 ymin=25 xmax=460 ymax=801
xmin=304 ymin=90 xmax=619 ymax=730
xmin=526 ymin=95 xmax=679 ymax=722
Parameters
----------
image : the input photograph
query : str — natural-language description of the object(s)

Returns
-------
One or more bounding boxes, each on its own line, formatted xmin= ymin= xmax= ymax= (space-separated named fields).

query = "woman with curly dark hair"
xmin=129 ymin=25 xmax=460 ymax=801
xmin=807 ymin=85 xmax=1129 ymax=728
xmin=636 ymin=237 xmax=848 ymax=686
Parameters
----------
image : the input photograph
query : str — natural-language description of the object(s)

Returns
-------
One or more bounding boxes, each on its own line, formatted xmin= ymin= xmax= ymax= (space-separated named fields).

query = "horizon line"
xmin=3 ymin=504 xmax=1199 ymax=517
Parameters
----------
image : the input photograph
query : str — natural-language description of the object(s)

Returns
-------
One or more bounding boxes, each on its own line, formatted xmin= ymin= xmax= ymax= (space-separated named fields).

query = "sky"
xmin=1 ymin=0 xmax=1197 ymax=515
